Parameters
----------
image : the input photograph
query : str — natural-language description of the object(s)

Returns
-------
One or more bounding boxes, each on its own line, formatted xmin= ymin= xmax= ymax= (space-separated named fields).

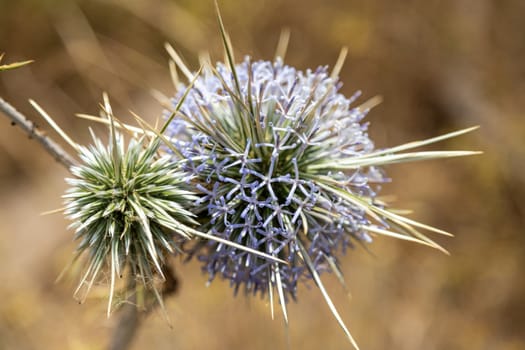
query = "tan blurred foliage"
xmin=0 ymin=0 xmax=524 ymax=349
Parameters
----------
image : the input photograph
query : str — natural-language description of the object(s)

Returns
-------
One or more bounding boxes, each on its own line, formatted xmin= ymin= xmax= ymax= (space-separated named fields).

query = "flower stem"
xmin=108 ymin=265 xmax=179 ymax=350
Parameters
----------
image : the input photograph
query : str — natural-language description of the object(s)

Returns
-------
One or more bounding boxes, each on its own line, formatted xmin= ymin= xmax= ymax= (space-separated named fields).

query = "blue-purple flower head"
xmin=165 ymin=45 xmax=477 ymax=345
xmin=166 ymin=53 xmax=476 ymax=294
xmin=168 ymin=57 xmax=382 ymax=297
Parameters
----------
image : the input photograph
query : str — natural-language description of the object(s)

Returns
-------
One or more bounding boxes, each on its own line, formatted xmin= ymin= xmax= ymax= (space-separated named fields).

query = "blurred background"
xmin=0 ymin=0 xmax=523 ymax=349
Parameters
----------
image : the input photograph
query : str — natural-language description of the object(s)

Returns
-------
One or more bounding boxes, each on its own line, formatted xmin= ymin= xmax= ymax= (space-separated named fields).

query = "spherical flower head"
xmin=166 ymin=53 xmax=476 ymax=343
xmin=64 ymin=131 xmax=197 ymax=314
xmin=168 ymin=57 xmax=384 ymax=299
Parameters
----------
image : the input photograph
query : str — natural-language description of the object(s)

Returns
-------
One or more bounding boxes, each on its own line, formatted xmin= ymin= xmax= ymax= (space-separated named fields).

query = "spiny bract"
xmin=64 ymin=132 xmax=197 ymax=314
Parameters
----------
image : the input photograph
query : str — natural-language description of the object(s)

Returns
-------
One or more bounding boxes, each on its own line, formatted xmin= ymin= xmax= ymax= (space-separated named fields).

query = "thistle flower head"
xmin=166 ymin=42 xmax=478 ymax=344
xmin=170 ymin=57 xmax=380 ymax=296
xmin=64 ymin=127 xmax=197 ymax=314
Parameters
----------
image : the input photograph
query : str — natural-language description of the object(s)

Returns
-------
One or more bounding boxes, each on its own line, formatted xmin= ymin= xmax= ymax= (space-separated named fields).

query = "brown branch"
xmin=0 ymin=97 xmax=77 ymax=169
xmin=108 ymin=278 xmax=139 ymax=350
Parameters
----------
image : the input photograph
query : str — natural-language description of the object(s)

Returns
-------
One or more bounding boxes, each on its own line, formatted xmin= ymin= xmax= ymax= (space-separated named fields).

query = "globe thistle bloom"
xmin=169 ymin=57 xmax=379 ymax=296
xmin=165 ymin=43 xmax=478 ymax=344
